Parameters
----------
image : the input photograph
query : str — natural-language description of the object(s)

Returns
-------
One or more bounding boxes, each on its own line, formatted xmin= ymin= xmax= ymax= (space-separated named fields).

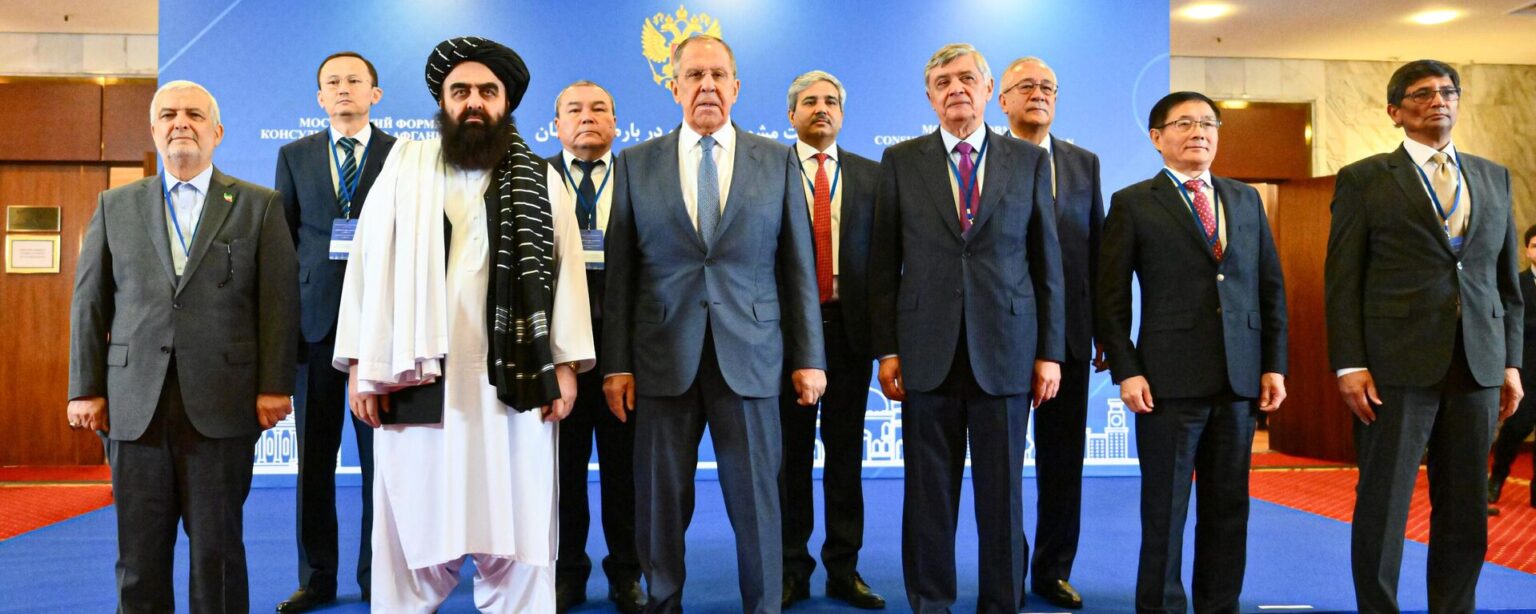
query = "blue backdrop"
xmin=156 ymin=0 xmax=1169 ymax=484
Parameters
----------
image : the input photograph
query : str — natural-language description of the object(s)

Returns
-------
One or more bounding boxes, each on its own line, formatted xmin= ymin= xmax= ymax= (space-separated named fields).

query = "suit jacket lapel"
xmin=918 ymin=132 xmax=964 ymax=241
xmin=176 ymin=168 xmax=236 ymax=295
xmin=309 ymin=134 xmax=341 ymax=218
xmin=140 ymin=177 xmax=178 ymax=287
xmin=1389 ymin=146 xmax=1454 ymax=256
xmin=1457 ymin=154 xmax=1485 ymax=255
xmin=655 ymin=129 xmax=705 ymax=253
xmin=1212 ymin=178 xmax=1242 ymax=264
xmin=714 ymin=126 xmax=759 ymax=243
xmin=354 ymin=125 xmax=390 ymax=208
xmin=968 ymin=130 xmax=1011 ymax=235
xmin=1150 ymin=172 xmax=1217 ymax=263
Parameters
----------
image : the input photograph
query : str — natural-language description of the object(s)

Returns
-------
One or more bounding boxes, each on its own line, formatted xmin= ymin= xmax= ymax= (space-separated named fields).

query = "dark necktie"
xmin=338 ymin=137 xmax=359 ymax=217
xmin=573 ymin=158 xmax=599 ymax=230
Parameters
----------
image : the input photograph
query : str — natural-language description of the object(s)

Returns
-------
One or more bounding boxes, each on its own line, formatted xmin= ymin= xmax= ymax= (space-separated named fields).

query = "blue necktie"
xmin=338 ymin=137 xmax=359 ymax=218
xmin=696 ymin=135 xmax=720 ymax=247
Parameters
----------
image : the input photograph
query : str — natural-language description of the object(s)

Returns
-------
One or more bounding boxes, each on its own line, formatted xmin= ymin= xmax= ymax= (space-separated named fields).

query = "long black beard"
xmin=438 ymin=107 xmax=517 ymax=171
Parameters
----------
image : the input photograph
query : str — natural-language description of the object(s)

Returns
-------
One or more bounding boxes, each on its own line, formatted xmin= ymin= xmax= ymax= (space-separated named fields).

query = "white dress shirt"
xmin=796 ymin=140 xmax=842 ymax=275
xmin=940 ymin=126 xmax=989 ymax=221
xmin=559 ymin=149 xmax=614 ymax=232
xmin=1401 ymin=138 xmax=1470 ymax=236
xmin=162 ymin=165 xmax=214 ymax=276
xmin=328 ymin=123 xmax=374 ymax=201
xmin=678 ymin=121 xmax=736 ymax=230
xmin=1163 ymin=166 xmax=1226 ymax=249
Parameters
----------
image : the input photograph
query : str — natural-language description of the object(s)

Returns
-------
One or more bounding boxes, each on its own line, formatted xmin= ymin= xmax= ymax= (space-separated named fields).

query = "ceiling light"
xmin=1218 ymin=100 xmax=1250 ymax=109
xmin=1179 ymin=3 xmax=1233 ymax=20
xmin=1410 ymin=9 xmax=1460 ymax=25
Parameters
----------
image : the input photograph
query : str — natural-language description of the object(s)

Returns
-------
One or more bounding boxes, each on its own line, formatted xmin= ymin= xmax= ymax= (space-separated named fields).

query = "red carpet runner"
xmin=0 ymin=465 xmax=113 ymax=540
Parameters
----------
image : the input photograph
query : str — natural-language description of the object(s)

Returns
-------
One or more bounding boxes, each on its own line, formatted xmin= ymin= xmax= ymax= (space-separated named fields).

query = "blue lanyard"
xmin=161 ymin=174 xmax=197 ymax=257
xmin=799 ymin=154 xmax=841 ymax=204
xmin=1412 ymin=151 xmax=1464 ymax=236
xmin=946 ymin=132 xmax=989 ymax=223
xmin=559 ymin=156 xmax=611 ymax=231
xmin=1165 ymin=170 xmax=1220 ymax=248
xmin=329 ymin=137 xmax=370 ymax=219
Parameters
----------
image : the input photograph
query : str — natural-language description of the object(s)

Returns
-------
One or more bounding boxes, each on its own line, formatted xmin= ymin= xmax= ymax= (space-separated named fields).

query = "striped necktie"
xmin=338 ymin=137 xmax=359 ymax=216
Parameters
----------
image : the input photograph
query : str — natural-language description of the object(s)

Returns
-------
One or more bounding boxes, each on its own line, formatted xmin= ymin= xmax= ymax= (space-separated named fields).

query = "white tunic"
xmin=339 ymin=141 xmax=594 ymax=571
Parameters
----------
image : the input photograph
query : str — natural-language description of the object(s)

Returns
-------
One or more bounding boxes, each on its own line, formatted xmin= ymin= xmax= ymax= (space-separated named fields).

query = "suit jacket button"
xmin=699 ymin=300 xmax=708 ymax=308
xmin=1216 ymin=307 xmax=1223 ymax=314
xmin=1456 ymin=262 xmax=1464 ymax=271
xmin=705 ymin=258 xmax=715 ymax=266
xmin=954 ymin=288 xmax=962 ymax=296
xmin=172 ymin=302 xmax=182 ymax=310
xmin=1216 ymin=274 xmax=1225 ymax=282
xmin=160 ymin=346 xmax=171 ymax=354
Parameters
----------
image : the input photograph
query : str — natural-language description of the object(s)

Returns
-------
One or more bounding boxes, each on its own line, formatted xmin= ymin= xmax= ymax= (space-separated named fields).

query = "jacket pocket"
xmin=106 ymin=343 xmax=129 ymax=367
xmin=225 ymin=341 xmax=257 ymax=365
xmin=1363 ymin=301 xmax=1410 ymax=318
xmin=1011 ymin=296 xmax=1036 ymax=315
xmin=1247 ymin=311 xmax=1263 ymax=329
xmin=636 ymin=301 xmax=665 ymax=323
xmin=753 ymin=301 xmax=780 ymax=322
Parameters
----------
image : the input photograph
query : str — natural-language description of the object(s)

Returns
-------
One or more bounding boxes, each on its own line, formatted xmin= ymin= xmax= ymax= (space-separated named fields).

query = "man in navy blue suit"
xmin=997 ymin=55 xmax=1103 ymax=611
xmin=869 ymin=43 xmax=1065 ymax=614
xmin=603 ymin=34 xmax=826 ymax=614
xmin=273 ymin=51 xmax=397 ymax=613
xmin=1098 ymin=91 xmax=1288 ymax=614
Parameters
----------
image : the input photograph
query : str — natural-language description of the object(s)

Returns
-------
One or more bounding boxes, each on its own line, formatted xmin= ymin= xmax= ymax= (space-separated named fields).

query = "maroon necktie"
xmin=1185 ymin=179 xmax=1222 ymax=261
xmin=812 ymin=153 xmax=833 ymax=303
xmin=956 ymin=142 xmax=977 ymax=232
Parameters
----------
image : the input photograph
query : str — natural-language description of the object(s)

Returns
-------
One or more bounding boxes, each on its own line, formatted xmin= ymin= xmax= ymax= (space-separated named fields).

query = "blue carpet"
xmin=1 ymin=477 xmax=1533 ymax=612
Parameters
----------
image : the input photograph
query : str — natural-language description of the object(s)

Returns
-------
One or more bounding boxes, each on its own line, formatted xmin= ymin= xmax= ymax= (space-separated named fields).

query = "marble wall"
xmin=1173 ymin=56 xmax=1536 ymax=232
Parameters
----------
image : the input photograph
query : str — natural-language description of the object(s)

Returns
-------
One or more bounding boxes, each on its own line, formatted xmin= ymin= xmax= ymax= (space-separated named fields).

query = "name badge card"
xmin=330 ymin=218 xmax=358 ymax=260
xmin=581 ymin=229 xmax=604 ymax=270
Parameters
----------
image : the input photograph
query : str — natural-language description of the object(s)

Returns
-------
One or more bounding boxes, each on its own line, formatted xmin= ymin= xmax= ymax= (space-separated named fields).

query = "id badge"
xmin=581 ymin=229 xmax=605 ymax=270
xmin=330 ymin=218 xmax=358 ymax=260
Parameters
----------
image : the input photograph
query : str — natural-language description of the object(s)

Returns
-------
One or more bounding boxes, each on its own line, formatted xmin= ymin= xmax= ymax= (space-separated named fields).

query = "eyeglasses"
xmin=1155 ymin=118 xmax=1222 ymax=133
xmin=1004 ymin=81 xmax=1057 ymax=97
xmin=1403 ymin=86 xmax=1461 ymax=104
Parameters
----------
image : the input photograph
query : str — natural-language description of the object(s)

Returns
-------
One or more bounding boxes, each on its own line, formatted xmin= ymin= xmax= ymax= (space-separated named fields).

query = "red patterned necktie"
xmin=813 ymin=153 xmax=834 ymax=303
xmin=1185 ymin=178 xmax=1222 ymax=260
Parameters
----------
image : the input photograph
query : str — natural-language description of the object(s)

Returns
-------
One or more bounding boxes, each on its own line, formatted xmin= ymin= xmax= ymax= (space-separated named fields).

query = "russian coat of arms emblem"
xmin=642 ymin=5 xmax=723 ymax=90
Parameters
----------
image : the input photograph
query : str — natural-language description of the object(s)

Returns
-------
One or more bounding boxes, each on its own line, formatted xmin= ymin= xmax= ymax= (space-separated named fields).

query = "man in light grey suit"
xmin=603 ymin=34 xmax=827 ymax=614
xmin=68 ymin=80 xmax=298 ymax=613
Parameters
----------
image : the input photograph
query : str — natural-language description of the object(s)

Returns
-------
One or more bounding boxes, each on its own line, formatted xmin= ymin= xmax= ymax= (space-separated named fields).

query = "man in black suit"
xmin=1097 ymin=91 xmax=1288 ymax=614
xmin=1489 ymin=224 xmax=1536 ymax=509
xmin=545 ymin=80 xmax=646 ymax=614
xmin=777 ymin=70 xmax=885 ymax=611
xmin=997 ymin=55 xmax=1103 ymax=611
xmin=1326 ymin=59 xmax=1523 ymax=613
xmin=273 ymin=51 xmax=397 ymax=613
xmin=869 ymin=43 xmax=1064 ymax=614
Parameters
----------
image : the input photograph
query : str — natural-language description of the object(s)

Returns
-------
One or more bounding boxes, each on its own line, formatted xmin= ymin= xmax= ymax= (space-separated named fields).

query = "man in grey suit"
xmin=603 ymin=34 xmax=827 ymax=614
xmin=869 ymin=43 xmax=1065 ymax=614
xmin=997 ymin=55 xmax=1103 ymax=611
xmin=273 ymin=51 xmax=396 ymax=613
xmin=1326 ymin=59 xmax=1523 ymax=613
xmin=67 ymin=80 xmax=299 ymax=613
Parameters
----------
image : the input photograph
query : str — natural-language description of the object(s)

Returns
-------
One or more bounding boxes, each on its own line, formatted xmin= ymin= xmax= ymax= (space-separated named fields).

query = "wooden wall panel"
xmin=102 ymin=81 xmax=158 ymax=163
xmin=0 ymin=82 xmax=104 ymax=162
xmin=0 ymin=164 xmax=110 ymax=465
xmin=1210 ymin=102 xmax=1312 ymax=183
xmin=1268 ymin=175 xmax=1355 ymax=463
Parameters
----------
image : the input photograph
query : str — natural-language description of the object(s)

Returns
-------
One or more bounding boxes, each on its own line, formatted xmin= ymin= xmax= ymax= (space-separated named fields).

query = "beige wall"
xmin=0 ymin=33 xmax=156 ymax=76
xmin=1172 ymin=56 xmax=1536 ymax=235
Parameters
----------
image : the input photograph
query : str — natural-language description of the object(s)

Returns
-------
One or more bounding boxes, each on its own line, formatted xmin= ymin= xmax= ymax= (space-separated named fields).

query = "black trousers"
xmin=557 ymin=320 xmax=641 ymax=588
xmin=1133 ymin=391 xmax=1256 ymax=614
xmin=902 ymin=332 xmax=1031 ymax=614
xmin=779 ymin=303 xmax=873 ymax=581
xmin=635 ymin=331 xmax=782 ymax=614
xmin=107 ymin=361 xmax=258 ymax=613
xmin=1489 ymin=370 xmax=1536 ymax=498
xmin=293 ymin=338 xmax=374 ymax=594
xmin=1352 ymin=333 xmax=1497 ymax=614
xmin=1028 ymin=355 xmax=1089 ymax=591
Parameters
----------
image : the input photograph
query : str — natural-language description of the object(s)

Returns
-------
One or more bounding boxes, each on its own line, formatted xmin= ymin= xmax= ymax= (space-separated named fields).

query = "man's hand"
xmin=349 ymin=363 xmax=391 ymax=428
xmin=1092 ymin=341 xmax=1109 ymax=373
xmin=256 ymin=393 xmax=293 ymax=430
xmin=1258 ymin=372 xmax=1287 ymax=412
xmin=1120 ymin=375 xmax=1155 ymax=413
xmin=792 ymin=368 xmax=827 ymax=406
xmin=1501 ymin=367 xmax=1523 ymax=421
xmin=1337 ymin=370 xmax=1381 ymax=425
xmin=877 ymin=357 xmax=905 ymax=402
xmin=543 ymin=363 xmax=579 ymax=422
xmin=604 ymin=374 xmax=637 ymax=423
xmin=67 ymin=396 xmax=109 ymax=433
xmin=1032 ymin=360 xmax=1061 ymax=408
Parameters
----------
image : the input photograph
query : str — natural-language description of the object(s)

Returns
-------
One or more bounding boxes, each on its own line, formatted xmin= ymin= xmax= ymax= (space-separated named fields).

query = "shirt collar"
xmin=164 ymin=165 xmax=215 ymax=194
xmin=1008 ymin=130 xmax=1053 ymax=155
xmin=1402 ymin=138 xmax=1457 ymax=168
xmin=562 ymin=149 xmax=612 ymax=170
xmin=330 ymin=123 xmax=372 ymax=149
xmin=940 ymin=124 xmax=989 ymax=155
xmin=680 ymin=120 xmax=736 ymax=154
xmin=795 ymin=140 xmax=838 ymax=163
xmin=1163 ymin=166 xmax=1213 ymax=189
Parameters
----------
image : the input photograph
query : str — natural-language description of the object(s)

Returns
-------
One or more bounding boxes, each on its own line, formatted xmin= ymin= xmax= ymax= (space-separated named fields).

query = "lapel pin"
xmin=223 ymin=192 xmax=234 ymax=203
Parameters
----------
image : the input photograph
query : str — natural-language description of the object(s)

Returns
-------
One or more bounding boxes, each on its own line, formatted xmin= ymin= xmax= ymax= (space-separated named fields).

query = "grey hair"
xmin=554 ymin=80 xmax=617 ymax=116
xmin=785 ymin=70 xmax=847 ymax=113
xmin=149 ymin=80 xmax=221 ymax=126
xmin=924 ymin=43 xmax=992 ymax=88
xmin=1002 ymin=56 xmax=1057 ymax=85
xmin=671 ymin=34 xmax=738 ymax=78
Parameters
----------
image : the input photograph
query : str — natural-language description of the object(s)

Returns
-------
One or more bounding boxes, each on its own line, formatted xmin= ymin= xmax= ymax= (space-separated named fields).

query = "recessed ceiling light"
xmin=1180 ymin=3 xmax=1233 ymax=20
xmin=1218 ymin=100 xmax=1250 ymax=109
xmin=1410 ymin=9 xmax=1460 ymax=25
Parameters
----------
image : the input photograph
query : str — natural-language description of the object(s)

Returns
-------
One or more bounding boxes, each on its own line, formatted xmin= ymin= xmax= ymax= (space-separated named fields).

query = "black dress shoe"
xmin=1489 ymin=477 xmax=1505 ymax=503
xmin=782 ymin=573 xmax=810 ymax=608
xmin=276 ymin=587 xmax=336 ymax=613
xmin=555 ymin=579 xmax=586 ymax=613
xmin=1032 ymin=579 xmax=1084 ymax=610
xmin=826 ymin=572 xmax=886 ymax=609
xmin=608 ymin=579 xmax=647 ymax=614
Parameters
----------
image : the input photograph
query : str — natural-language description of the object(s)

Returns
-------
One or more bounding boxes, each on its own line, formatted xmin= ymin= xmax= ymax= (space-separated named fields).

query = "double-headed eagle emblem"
xmin=642 ymin=5 xmax=723 ymax=90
